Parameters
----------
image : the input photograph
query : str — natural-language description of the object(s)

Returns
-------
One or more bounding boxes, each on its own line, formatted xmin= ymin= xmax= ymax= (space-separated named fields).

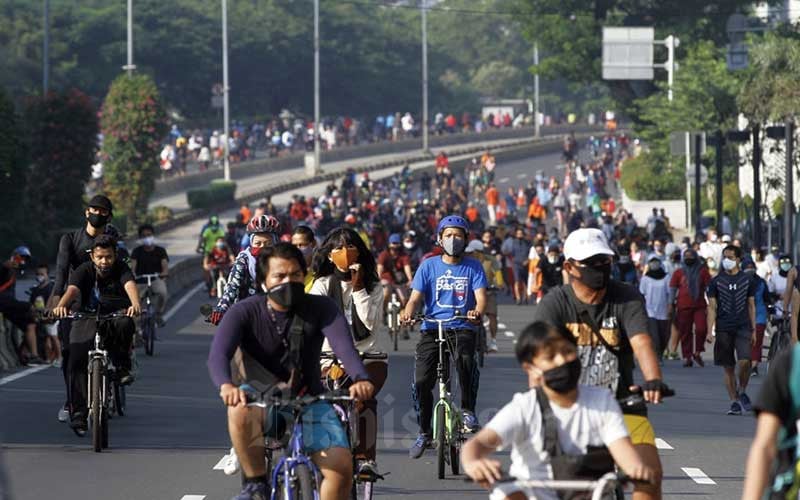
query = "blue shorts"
xmin=265 ymin=400 xmax=350 ymax=455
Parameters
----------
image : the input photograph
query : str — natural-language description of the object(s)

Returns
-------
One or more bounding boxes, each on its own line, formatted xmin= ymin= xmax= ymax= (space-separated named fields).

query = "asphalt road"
xmin=0 ymin=152 xmax=760 ymax=500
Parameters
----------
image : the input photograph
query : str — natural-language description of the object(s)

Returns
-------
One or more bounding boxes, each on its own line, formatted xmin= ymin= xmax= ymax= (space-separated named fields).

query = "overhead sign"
xmin=669 ymin=131 xmax=706 ymax=156
xmin=602 ymin=27 xmax=655 ymax=80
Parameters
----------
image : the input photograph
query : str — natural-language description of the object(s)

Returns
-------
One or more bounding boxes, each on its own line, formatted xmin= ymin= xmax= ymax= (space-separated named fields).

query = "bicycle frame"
xmin=491 ymin=472 xmax=624 ymax=500
xmin=87 ymin=327 xmax=110 ymax=420
xmin=426 ymin=316 xmax=467 ymax=451
xmin=270 ymin=417 xmax=322 ymax=500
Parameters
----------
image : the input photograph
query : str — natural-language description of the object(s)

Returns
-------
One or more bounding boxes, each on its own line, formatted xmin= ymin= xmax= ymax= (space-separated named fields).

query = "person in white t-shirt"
xmin=461 ymin=321 xmax=655 ymax=500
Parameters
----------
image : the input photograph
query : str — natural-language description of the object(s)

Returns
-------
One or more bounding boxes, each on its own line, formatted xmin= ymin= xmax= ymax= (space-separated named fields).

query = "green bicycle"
xmin=415 ymin=313 xmax=473 ymax=479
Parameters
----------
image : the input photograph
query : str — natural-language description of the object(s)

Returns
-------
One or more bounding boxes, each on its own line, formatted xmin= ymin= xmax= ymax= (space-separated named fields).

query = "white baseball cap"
xmin=563 ymin=228 xmax=615 ymax=261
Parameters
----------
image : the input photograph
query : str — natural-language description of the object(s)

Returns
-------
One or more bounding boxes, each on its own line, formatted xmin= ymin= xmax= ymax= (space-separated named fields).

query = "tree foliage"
xmin=738 ymin=30 xmax=800 ymax=123
xmin=100 ymin=74 xmax=168 ymax=225
xmin=0 ymin=87 xmax=27 ymax=251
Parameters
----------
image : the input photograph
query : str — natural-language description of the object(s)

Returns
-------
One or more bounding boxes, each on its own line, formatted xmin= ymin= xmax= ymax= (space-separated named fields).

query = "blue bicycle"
xmin=244 ymin=387 xmax=355 ymax=500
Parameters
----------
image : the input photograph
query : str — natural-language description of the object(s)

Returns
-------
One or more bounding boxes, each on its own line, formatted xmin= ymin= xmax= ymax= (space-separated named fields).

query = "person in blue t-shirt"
xmin=400 ymin=214 xmax=487 ymax=459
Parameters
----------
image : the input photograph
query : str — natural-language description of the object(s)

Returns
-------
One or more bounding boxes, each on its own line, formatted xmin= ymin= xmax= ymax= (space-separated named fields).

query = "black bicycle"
xmin=136 ymin=273 xmax=161 ymax=356
xmin=767 ymin=316 xmax=792 ymax=374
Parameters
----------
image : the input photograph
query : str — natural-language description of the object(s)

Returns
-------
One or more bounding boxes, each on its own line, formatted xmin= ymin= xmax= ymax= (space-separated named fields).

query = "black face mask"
xmin=267 ymin=282 xmax=305 ymax=309
xmin=333 ymin=267 xmax=352 ymax=282
xmin=576 ymin=262 xmax=611 ymax=290
xmin=684 ymin=258 xmax=697 ymax=266
xmin=542 ymin=358 xmax=582 ymax=394
xmin=87 ymin=213 xmax=110 ymax=228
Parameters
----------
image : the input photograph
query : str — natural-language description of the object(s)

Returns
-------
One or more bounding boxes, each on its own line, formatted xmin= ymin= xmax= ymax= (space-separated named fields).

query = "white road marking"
xmin=0 ymin=365 xmax=50 ymax=386
xmin=497 ymin=322 xmax=507 ymax=329
xmin=163 ymin=282 xmax=205 ymax=322
xmin=681 ymin=467 xmax=716 ymax=485
xmin=213 ymin=455 xmax=229 ymax=470
xmin=498 ymin=176 xmax=510 ymax=183
xmin=655 ymin=438 xmax=673 ymax=450
xmin=503 ymin=331 xmax=515 ymax=337
xmin=516 ymin=173 xmax=527 ymax=179
xmin=180 ymin=496 xmax=206 ymax=500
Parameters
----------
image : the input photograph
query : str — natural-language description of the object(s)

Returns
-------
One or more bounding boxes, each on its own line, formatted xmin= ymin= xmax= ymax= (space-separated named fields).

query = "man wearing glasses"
xmin=532 ymin=228 xmax=668 ymax=500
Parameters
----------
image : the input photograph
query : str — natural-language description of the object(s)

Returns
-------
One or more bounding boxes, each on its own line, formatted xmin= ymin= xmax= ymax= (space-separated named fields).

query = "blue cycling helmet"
xmin=436 ymin=215 xmax=469 ymax=237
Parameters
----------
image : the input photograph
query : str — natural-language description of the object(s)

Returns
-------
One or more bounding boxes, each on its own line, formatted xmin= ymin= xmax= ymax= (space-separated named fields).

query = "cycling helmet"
xmin=246 ymin=215 xmax=280 ymax=235
xmin=436 ymin=215 xmax=469 ymax=237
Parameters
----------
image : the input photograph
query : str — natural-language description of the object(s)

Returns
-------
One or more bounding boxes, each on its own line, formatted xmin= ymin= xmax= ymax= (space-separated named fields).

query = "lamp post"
xmin=221 ymin=0 xmax=231 ymax=181
xmin=314 ymin=0 xmax=321 ymax=174
xmin=122 ymin=0 xmax=136 ymax=76
xmin=421 ymin=0 xmax=429 ymax=154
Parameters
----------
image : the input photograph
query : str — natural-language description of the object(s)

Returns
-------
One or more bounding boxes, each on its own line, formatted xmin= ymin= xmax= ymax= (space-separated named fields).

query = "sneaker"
xmin=488 ymin=338 xmax=498 ymax=353
xmin=727 ymin=401 xmax=743 ymax=416
xmin=25 ymin=356 xmax=45 ymax=366
xmin=119 ymin=369 xmax=135 ymax=386
xmin=57 ymin=403 xmax=69 ymax=423
xmin=667 ymin=351 xmax=680 ymax=361
xmin=409 ymin=433 xmax=431 ymax=459
xmin=462 ymin=411 xmax=480 ymax=432
xmin=231 ymin=481 xmax=267 ymax=500
xmin=51 ymin=358 xmax=62 ymax=369
xmin=69 ymin=413 xmax=87 ymax=437
xmin=693 ymin=353 xmax=705 ymax=367
xmin=223 ymin=447 xmax=240 ymax=476
xmin=740 ymin=392 xmax=753 ymax=412
xmin=751 ymin=366 xmax=759 ymax=377
xmin=356 ymin=460 xmax=381 ymax=481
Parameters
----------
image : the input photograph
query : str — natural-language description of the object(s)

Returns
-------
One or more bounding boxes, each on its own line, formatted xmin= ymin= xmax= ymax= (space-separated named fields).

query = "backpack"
xmin=767 ymin=344 xmax=800 ymax=499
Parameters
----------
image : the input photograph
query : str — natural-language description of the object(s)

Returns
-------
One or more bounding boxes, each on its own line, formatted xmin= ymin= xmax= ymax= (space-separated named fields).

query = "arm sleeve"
xmin=352 ymin=285 xmax=384 ymax=332
xmin=485 ymin=394 xmax=526 ymax=451
xmin=119 ymin=263 xmax=135 ymax=286
xmin=216 ymin=254 xmax=248 ymax=312
xmin=52 ymin=233 xmax=73 ymax=296
xmin=471 ymin=260 xmax=487 ymax=290
xmin=207 ymin=306 xmax=245 ymax=387
xmin=620 ymin=288 xmax=650 ymax=338
xmin=754 ymin=349 xmax=792 ymax=422
xmin=321 ymin=304 xmax=370 ymax=382
xmin=411 ymin=260 xmax=427 ymax=293
xmin=748 ymin=276 xmax=757 ymax=297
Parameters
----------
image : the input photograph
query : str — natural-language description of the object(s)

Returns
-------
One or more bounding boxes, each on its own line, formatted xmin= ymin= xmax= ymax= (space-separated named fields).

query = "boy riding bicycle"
xmin=400 ymin=214 xmax=487 ymax=459
xmin=462 ymin=322 xmax=655 ymax=500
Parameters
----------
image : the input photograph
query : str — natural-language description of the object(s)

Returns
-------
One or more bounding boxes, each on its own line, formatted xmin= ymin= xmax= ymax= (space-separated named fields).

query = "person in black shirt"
xmin=0 ymin=246 xmax=43 ymax=365
xmin=706 ymin=244 xmax=756 ymax=416
xmin=535 ymin=244 xmax=566 ymax=295
xmin=53 ymin=235 xmax=140 ymax=436
xmin=130 ymin=224 xmax=169 ymax=326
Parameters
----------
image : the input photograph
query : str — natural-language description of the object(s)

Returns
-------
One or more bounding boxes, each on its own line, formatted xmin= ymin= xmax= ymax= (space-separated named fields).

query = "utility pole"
xmin=695 ymin=134 xmax=702 ymax=237
xmin=714 ymin=130 xmax=724 ymax=236
xmin=123 ymin=0 xmax=136 ymax=76
xmin=785 ymin=120 xmax=794 ymax=255
xmin=43 ymin=0 xmax=49 ymax=93
xmin=665 ymin=35 xmax=678 ymax=102
xmin=221 ymin=0 xmax=231 ymax=181
xmin=534 ymin=43 xmax=540 ymax=138
xmin=752 ymin=126 xmax=762 ymax=250
xmin=421 ymin=0 xmax=429 ymax=154
xmin=313 ymin=0 xmax=321 ymax=174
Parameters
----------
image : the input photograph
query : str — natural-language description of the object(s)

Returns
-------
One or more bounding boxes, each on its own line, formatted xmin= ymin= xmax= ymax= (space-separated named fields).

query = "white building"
xmin=754 ymin=1 xmax=800 ymax=24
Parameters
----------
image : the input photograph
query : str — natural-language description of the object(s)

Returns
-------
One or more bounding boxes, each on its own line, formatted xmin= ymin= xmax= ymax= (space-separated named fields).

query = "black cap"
xmin=88 ymin=195 xmax=113 ymax=213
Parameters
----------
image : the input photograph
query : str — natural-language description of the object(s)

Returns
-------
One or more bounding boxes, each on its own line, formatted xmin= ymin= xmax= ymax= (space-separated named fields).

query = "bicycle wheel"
xmin=145 ymin=312 xmax=155 ymax=357
xmin=436 ymin=404 xmax=446 ymax=479
xmin=290 ymin=464 xmax=316 ymax=500
xmin=90 ymin=358 xmax=103 ymax=452
xmin=114 ymin=380 xmax=126 ymax=417
xmin=392 ymin=326 xmax=398 ymax=352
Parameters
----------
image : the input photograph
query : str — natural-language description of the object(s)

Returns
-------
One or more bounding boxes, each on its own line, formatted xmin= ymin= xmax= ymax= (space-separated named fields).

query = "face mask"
xmin=267 ymin=281 xmax=305 ymax=309
xmin=141 ymin=236 xmax=155 ymax=247
xmin=441 ymin=236 xmax=466 ymax=257
xmin=547 ymin=255 xmax=558 ymax=264
xmin=331 ymin=247 xmax=359 ymax=271
xmin=722 ymin=258 xmax=737 ymax=271
xmin=299 ymin=245 xmax=314 ymax=259
xmin=744 ymin=268 xmax=755 ymax=275
xmin=709 ymin=234 xmax=718 ymax=242
xmin=576 ymin=262 xmax=611 ymax=290
xmin=250 ymin=246 xmax=262 ymax=257
xmin=36 ymin=275 xmax=47 ymax=285
xmin=542 ymin=358 xmax=581 ymax=394
xmin=87 ymin=213 xmax=109 ymax=228
xmin=781 ymin=262 xmax=793 ymax=272
xmin=680 ymin=243 xmax=688 ymax=251
xmin=684 ymin=257 xmax=697 ymax=266
xmin=403 ymin=242 xmax=415 ymax=250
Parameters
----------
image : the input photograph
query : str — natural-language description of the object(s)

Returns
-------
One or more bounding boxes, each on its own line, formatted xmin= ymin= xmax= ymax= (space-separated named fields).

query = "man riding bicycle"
xmin=52 ymin=235 xmax=141 ymax=436
xmin=532 ymin=228 xmax=668 ymax=500
xmin=204 ymin=238 xmax=234 ymax=297
xmin=207 ymin=243 xmax=374 ymax=500
xmin=130 ymin=224 xmax=169 ymax=327
xmin=377 ymin=233 xmax=413 ymax=308
xmin=400 ymin=214 xmax=487 ymax=459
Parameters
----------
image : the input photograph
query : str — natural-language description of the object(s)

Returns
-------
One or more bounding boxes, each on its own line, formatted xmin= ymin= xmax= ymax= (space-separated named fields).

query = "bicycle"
xmin=767 ymin=316 xmax=792 ymax=374
xmin=476 ymin=321 xmax=488 ymax=368
xmin=136 ymin=273 xmax=161 ymax=356
xmin=321 ymin=351 xmax=389 ymax=500
xmin=63 ymin=311 xmax=129 ymax=452
xmin=410 ymin=312 xmax=475 ymax=479
xmin=243 ymin=387 xmax=358 ymax=500
xmin=386 ymin=292 xmax=402 ymax=352
xmin=466 ymin=471 xmax=650 ymax=500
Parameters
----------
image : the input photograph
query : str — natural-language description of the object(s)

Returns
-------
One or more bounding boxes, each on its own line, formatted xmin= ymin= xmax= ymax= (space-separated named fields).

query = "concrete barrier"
xmin=621 ymin=190 xmax=687 ymax=229
xmin=0 ymin=316 xmax=21 ymax=371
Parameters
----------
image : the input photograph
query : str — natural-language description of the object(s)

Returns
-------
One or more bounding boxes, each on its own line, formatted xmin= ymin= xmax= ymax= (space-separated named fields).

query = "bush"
xmin=620 ymin=152 xmax=684 ymax=201
xmin=187 ymin=181 xmax=237 ymax=210
xmin=148 ymin=205 xmax=174 ymax=224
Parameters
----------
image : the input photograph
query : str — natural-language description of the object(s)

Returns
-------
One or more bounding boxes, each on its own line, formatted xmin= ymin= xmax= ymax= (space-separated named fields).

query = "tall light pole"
xmin=122 ymin=0 xmax=136 ymax=76
xmin=421 ymin=0 xmax=429 ymax=154
xmin=43 ymin=0 xmax=49 ymax=93
xmin=533 ymin=43 xmax=540 ymax=138
xmin=221 ymin=0 xmax=231 ymax=181
xmin=313 ymin=0 xmax=321 ymax=174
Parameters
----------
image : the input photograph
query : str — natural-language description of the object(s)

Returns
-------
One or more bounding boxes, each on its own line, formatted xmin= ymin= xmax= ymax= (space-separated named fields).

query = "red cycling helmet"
xmin=246 ymin=215 xmax=281 ymax=235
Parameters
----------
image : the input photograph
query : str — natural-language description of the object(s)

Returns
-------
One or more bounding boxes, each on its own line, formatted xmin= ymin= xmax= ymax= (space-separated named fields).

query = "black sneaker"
xmin=70 ymin=413 xmax=87 ymax=437
xmin=751 ymin=366 xmax=759 ymax=377
xmin=25 ymin=356 xmax=45 ymax=366
xmin=740 ymin=392 xmax=753 ymax=412
xmin=119 ymin=369 xmax=135 ymax=386
xmin=727 ymin=401 xmax=743 ymax=416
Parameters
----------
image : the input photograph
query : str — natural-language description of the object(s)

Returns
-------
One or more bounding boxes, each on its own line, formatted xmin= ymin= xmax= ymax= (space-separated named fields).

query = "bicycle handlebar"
xmin=410 ymin=313 xmax=475 ymax=324
xmin=59 ymin=311 xmax=130 ymax=321
xmin=243 ymin=386 xmax=354 ymax=409
xmin=617 ymin=386 xmax=675 ymax=410
xmin=320 ymin=351 xmax=388 ymax=361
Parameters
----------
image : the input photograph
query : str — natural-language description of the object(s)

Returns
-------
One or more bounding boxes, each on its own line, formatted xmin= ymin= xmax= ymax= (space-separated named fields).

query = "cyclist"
xmin=532 ymin=228 xmax=667 ymax=500
xmin=198 ymin=214 xmax=225 ymax=255
xmin=203 ymin=237 xmax=234 ymax=298
xmin=377 ymin=233 xmax=413 ymax=309
xmin=209 ymin=215 xmax=281 ymax=325
xmin=52 ymin=235 xmax=140 ymax=436
xmin=0 ymin=246 xmax=42 ymax=365
xmin=462 ymin=322 xmax=655 ymax=499
xmin=130 ymin=224 xmax=169 ymax=327
xmin=400 ymin=214 xmax=487 ymax=459
xmin=290 ymin=225 xmax=317 ymax=291
xmin=310 ymin=227 xmax=387 ymax=477
xmin=50 ymin=194 xmax=116 ymax=422
xmin=207 ymin=243 xmax=375 ymax=500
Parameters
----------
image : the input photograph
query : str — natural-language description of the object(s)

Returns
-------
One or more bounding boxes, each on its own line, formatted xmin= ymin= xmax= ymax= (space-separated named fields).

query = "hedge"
xmin=619 ymin=152 xmax=684 ymax=201
xmin=187 ymin=180 xmax=237 ymax=210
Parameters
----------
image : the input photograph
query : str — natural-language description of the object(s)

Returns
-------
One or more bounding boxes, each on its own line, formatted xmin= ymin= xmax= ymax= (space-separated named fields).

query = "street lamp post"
xmin=314 ymin=0 xmax=321 ymax=174
xmin=421 ymin=0 xmax=429 ymax=154
xmin=221 ymin=0 xmax=231 ymax=181
xmin=533 ymin=43 xmax=540 ymax=138
xmin=122 ymin=0 xmax=136 ymax=76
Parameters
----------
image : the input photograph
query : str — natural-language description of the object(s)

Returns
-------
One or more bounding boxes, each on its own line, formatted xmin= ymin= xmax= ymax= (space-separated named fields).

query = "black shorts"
xmin=714 ymin=328 xmax=751 ymax=367
xmin=0 ymin=296 xmax=34 ymax=332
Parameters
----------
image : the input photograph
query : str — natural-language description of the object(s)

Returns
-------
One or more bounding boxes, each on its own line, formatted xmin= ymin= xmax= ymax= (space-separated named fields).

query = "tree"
xmin=24 ymin=89 xmax=98 ymax=233
xmin=0 ymin=86 xmax=28 ymax=254
xmin=738 ymin=30 xmax=800 ymax=123
xmin=100 ymin=74 xmax=168 ymax=227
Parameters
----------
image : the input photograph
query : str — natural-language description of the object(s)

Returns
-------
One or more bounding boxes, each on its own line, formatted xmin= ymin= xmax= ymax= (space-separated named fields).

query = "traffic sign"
xmin=686 ymin=165 xmax=708 ymax=185
xmin=602 ymin=27 xmax=655 ymax=80
xmin=669 ymin=131 xmax=706 ymax=156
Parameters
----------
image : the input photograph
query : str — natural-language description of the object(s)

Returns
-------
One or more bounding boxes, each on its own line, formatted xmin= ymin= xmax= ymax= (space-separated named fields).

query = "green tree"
xmin=100 ymin=74 xmax=168 ymax=226
xmin=0 ymin=86 xmax=28 ymax=253
xmin=738 ymin=30 xmax=800 ymax=123
xmin=24 ymin=89 xmax=98 ymax=233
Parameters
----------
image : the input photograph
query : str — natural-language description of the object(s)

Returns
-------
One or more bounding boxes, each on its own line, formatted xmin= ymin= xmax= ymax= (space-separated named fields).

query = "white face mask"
xmin=403 ymin=242 xmax=414 ymax=250
xmin=547 ymin=255 xmax=558 ymax=264
xmin=141 ymin=236 xmax=155 ymax=247
xmin=722 ymin=258 xmax=737 ymax=271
